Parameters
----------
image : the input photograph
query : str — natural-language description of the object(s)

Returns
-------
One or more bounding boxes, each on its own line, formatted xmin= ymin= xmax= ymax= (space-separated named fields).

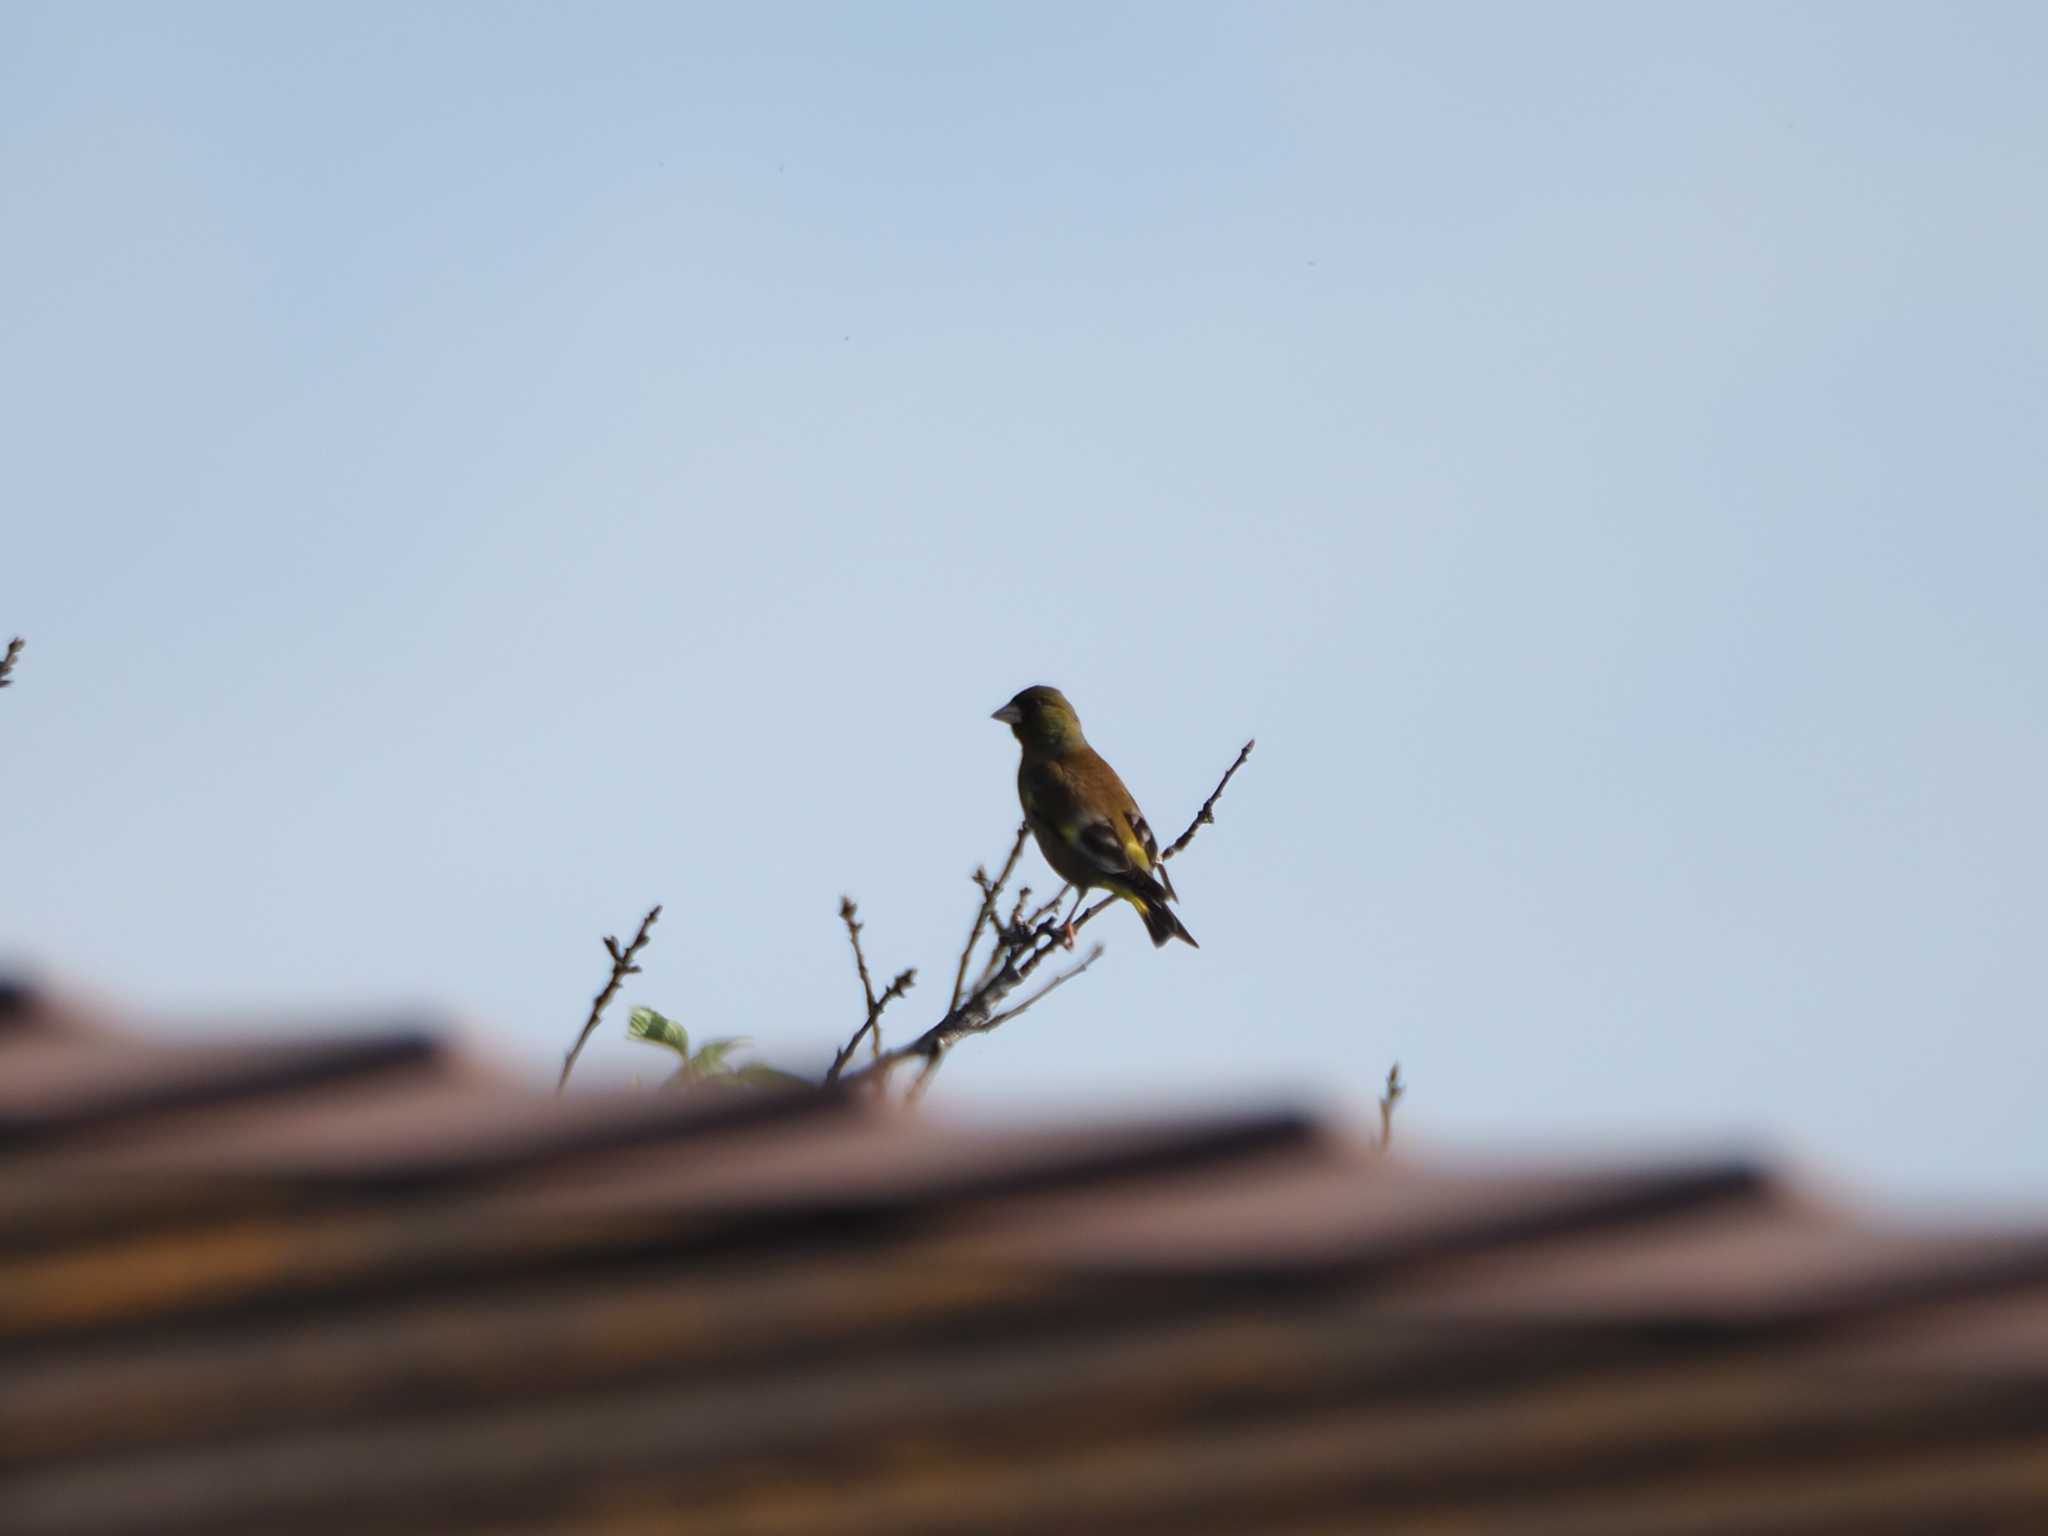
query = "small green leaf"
xmin=626 ymin=1007 xmax=690 ymax=1060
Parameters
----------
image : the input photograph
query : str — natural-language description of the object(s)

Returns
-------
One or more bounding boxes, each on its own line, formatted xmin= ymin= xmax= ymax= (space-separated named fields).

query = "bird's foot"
xmin=1061 ymin=920 xmax=1078 ymax=950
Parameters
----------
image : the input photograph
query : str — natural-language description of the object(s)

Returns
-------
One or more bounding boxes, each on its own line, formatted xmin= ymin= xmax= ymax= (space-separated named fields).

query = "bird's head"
xmin=991 ymin=685 xmax=1086 ymax=753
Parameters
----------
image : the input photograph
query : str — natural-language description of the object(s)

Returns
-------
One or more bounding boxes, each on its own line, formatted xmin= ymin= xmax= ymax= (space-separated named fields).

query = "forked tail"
xmin=1126 ymin=875 xmax=1197 ymax=949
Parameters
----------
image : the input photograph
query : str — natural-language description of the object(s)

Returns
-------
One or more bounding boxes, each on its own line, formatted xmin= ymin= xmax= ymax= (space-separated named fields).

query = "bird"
xmin=991 ymin=685 xmax=1197 ymax=949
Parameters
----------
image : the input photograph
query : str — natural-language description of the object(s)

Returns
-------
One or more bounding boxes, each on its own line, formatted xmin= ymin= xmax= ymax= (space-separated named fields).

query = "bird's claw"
xmin=1061 ymin=921 xmax=1078 ymax=950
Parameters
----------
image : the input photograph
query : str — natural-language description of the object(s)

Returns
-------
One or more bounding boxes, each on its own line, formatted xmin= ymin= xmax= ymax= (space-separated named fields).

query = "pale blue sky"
xmin=5 ymin=4 xmax=2045 ymax=1205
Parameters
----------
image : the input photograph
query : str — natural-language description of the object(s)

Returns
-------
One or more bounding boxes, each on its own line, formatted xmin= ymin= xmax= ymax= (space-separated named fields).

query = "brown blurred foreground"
xmin=4 ymin=980 xmax=2047 ymax=1534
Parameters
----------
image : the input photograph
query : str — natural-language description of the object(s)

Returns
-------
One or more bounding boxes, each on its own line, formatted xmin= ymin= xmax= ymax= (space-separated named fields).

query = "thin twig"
xmin=826 ymin=965 xmax=914 ymax=1082
xmin=825 ymin=898 xmax=916 ymax=1083
xmin=975 ymin=877 xmax=1070 ymax=993
xmin=905 ymin=1052 xmax=945 ymax=1105
xmin=853 ymin=914 xmax=1086 ymax=1084
xmin=1028 ymin=884 xmax=1072 ymax=931
xmin=1162 ymin=739 xmax=1255 ymax=859
xmin=0 ymin=637 xmax=22 ymax=690
xmin=951 ymin=823 xmax=1029 ymax=1011
xmin=981 ymin=943 xmax=1103 ymax=1029
xmin=558 ymin=904 xmax=661 ymax=1093
xmin=1004 ymin=884 xmax=1033 ymax=937
xmin=839 ymin=896 xmax=894 ymax=1062
xmin=841 ymin=897 xmax=877 ymax=1015
xmin=1378 ymin=1062 xmax=1405 ymax=1151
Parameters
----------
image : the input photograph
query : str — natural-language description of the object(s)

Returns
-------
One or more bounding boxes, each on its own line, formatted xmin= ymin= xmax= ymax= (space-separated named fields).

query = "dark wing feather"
xmin=1076 ymin=818 xmax=1138 ymax=878
xmin=1127 ymin=808 xmax=1175 ymax=901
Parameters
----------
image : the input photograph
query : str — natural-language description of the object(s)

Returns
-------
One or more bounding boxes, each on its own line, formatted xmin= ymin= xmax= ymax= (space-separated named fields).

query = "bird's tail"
xmin=1142 ymin=898 xmax=1197 ymax=948
xmin=1120 ymin=876 xmax=1198 ymax=949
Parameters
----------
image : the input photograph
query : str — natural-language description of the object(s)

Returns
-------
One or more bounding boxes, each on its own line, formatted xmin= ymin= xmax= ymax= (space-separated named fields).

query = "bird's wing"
xmin=1037 ymin=753 xmax=1151 ymax=882
xmin=1073 ymin=815 xmax=1143 ymax=878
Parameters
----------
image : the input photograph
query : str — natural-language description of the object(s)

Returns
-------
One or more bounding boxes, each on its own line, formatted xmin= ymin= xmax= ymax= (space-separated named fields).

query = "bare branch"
xmin=1162 ymin=738 xmax=1255 ymax=860
xmin=825 ymin=898 xmax=916 ymax=1084
xmin=978 ymin=881 xmax=1072 ymax=984
xmin=1028 ymin=885 xmax=1071 ymax=929
xmin=987 ymin=883 xmax=1073 ymax=963
xmin=1004 ymin=884 xmax=1033 ymax=938
xmin=982 ymin=943 xmax=1104 ymax=1029
xmin=851 ymin=891 xmax=1119 ymax=1084
xmin=950 ymin=823 xmax=1029 ymax=1011
xmin=826 ymin=965 xmax=914 ymax=1083
xmin=840 ymin=896 xmax=877 ymax=1016
xmin=1378 ymin=1062 xmax=1405 ymax=1151
xmin=559 ymin=904 xmax=661 ymax=1093
xmin=0 ymin=637 xmax=23 ymax=690
xmin=904 ymin=1051 xmax=945 ymax=1105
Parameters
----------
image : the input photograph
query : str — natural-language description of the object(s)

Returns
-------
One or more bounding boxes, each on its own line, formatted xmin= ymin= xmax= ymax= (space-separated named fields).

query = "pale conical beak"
xmin=991 ymin=703 xmax=1023 ymax=724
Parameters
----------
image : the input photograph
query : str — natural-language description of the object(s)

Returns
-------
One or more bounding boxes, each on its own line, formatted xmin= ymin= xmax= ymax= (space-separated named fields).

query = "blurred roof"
xmin=4 ymin=981 xmax=2046 ymax=1535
